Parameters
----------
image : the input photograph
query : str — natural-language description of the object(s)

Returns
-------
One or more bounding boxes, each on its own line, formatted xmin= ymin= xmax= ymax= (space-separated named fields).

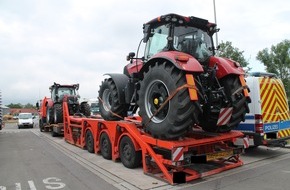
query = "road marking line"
xmin=15 ymin=183 xmax=21 ymax=190
xmin=28 ymin=181 xmax=36 ymax=190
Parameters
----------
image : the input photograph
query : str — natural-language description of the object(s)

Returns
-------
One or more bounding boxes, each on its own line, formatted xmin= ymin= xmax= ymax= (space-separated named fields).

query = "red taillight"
xmin=255 ymin=114 xmax=264 ymax=133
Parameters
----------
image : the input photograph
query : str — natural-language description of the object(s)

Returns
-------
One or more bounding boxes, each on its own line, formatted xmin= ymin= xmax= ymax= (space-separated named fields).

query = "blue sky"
xmin=0 ymin=0 xmax=290 ymax=105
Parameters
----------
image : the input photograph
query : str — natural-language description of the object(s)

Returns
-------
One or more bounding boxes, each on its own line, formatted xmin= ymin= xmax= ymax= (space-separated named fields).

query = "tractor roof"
xmin=144 ymin=13 xmax=216 ymax=32
xmin=49 ymin=82 xmax=79 ymax=91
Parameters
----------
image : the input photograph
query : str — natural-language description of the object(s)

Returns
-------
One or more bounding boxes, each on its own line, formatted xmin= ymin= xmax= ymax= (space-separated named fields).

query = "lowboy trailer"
xmin=61 ymin=96 xmax=244 ymax=184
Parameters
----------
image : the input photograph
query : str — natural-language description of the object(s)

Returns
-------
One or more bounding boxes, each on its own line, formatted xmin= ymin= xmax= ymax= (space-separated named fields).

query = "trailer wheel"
xmin=138 ymin=61 xmax=202 ymax=139
xmin=86 ymin=130 xmax=94 ymax=153
xmin=119 ymin=136 xmax=141 ymax=169
xmin=81 ymin=102 xmax=91 ymax=117
xmin=53 ymin=104 xmax=63 ymax=123
xmin=100 ymin=132 xmax=112 ymax=159
xmin=201 ymin=75 xmax=250 ymax=132
xmin=99 ymin=78 xmax=128 ymax=121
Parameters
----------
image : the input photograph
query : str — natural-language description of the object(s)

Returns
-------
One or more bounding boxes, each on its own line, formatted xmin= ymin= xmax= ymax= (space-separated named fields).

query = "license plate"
xmin=206 ymin=150 xmax=233 ymax=161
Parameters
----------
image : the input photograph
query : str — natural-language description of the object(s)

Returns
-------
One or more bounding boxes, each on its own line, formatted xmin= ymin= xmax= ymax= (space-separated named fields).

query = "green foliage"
xmin=218 ymin=41 xmax=250 ymax=69
xmin=6 ymin=103 xmax=23 ymax=108
xmin=6 ymin=103 xmax=36 ymax=109
xmin=256 ymin=39 xmax=290 ymax=99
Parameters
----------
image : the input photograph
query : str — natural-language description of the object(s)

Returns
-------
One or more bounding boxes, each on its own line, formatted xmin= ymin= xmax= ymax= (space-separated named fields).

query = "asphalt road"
xmin=0 ymin=122 xmax=118 ymax=190
xmin=1 ymin=121 xmax=290 ymax=190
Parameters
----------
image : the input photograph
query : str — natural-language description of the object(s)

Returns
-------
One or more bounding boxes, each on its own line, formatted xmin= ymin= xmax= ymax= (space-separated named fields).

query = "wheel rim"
xmin=102 ymin=89 xmax=112 ymax=112
xmin=144 ymin=79 xmax=170 ymax=123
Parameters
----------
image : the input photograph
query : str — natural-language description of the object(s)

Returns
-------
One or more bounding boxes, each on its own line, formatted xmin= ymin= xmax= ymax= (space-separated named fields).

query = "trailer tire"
xmin=81 ymin=102 xmax=91 ymax=117
xmin=100 ymin=132 xmax=112 ymax=159
xmin=86 ymin=130 xmax=94 ymax=153
xmin=138 ymin=61 xmax=201 ymax=139
xmin=201 ymin=75 xmax=250 ymax=132
xmin=119 ymin=136 xmax=141 ymax=169
xmin=53 ymin=104 xmax=63 ymax=123
xmin=99 ymin=78 xmax=128 ymax=120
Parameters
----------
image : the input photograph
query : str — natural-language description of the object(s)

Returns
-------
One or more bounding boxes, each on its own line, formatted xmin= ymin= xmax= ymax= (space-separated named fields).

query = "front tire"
xmin=99 ymin=78 xmax=128 ymax=120
xmin=81 ymin=102 xmax=91 ymax=117
xmin=138 ymin=61 xmax=201 ymax=139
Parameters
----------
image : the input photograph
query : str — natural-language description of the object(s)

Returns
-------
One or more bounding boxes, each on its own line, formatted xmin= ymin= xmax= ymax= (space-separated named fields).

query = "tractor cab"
xmin=142 ymin=14 xmax=218 ymax=62
xmin=49 ymin=83 xmax=79 ymax=103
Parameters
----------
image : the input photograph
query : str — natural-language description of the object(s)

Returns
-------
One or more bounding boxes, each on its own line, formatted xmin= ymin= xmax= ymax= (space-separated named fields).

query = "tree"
xmin=23 ymin=103 xmax=35 ymax=109
xmin=256 ymin=39 xmax=290 ymax=99
xmin=218 ymin=41 xmax=250 ymax=69
xmin=6 ymin=103 xmax=23 ymax=108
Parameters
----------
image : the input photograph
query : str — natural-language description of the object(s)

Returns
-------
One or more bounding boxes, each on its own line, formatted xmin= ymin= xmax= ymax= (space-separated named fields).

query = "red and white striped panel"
xmin=217 ymin=107 xmax=233 ymax=126
xmin=172 ymin=147 xmax=184 ymax=162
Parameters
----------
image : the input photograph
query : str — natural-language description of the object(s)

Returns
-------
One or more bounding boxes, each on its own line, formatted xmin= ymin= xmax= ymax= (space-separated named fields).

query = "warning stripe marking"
xmin=259 ymin=78 xmax=290 ymax=123
xmin=172 ymin=147 xmax=184 ymax=162
xmin=278 ymin=129 xmax=290 ymax=138
xmin=217 ymin=107 xmax=233 ymax=126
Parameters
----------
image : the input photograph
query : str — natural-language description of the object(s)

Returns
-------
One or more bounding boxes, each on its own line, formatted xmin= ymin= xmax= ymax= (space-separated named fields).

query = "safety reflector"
xmin=243 ymin=136 xmax=250 ymax=148
xmin=172 ymin=147 xmax=184 ymax=162
xmin=217 ymin=107 xmax=233 ymax=126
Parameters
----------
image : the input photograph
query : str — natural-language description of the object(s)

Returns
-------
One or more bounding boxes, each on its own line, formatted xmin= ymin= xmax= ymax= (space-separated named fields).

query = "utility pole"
xmin=0 ymin=90 xmax=2 ymax=130
xmin=213 ymin=0 xmax=219 ymax=55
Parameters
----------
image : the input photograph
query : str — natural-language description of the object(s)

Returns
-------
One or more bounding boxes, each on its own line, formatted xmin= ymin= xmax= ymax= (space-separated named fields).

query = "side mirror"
xmin=36 ymin=102 xmax=39 ymax=109
xmin=126 ymin=52 xmax=135 ymax=61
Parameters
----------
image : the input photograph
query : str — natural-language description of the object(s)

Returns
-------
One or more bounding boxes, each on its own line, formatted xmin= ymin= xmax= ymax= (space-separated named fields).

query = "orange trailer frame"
xmin=62 ymin=100 xmax=244 ymax=184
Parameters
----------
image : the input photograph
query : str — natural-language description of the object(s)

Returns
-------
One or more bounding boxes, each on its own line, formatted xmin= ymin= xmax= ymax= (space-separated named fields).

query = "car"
xmin=18 ymin=113 xmax=34 ymax=129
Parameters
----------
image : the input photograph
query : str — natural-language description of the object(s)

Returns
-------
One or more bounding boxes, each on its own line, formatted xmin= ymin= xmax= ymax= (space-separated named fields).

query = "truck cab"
xmin=236 ymin=72 xmax=290 ymax=147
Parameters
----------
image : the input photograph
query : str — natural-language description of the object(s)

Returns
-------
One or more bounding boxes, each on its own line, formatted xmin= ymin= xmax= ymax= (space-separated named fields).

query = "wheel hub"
xmin=145 ymin=80 xmax=169 ymax=123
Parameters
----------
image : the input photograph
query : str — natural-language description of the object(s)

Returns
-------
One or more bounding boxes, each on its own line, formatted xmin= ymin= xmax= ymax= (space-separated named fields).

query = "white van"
xmin=236 ymin=72 xmax=290 ymax=147
xmin=18 ymin=113 xmax=34 ymax=129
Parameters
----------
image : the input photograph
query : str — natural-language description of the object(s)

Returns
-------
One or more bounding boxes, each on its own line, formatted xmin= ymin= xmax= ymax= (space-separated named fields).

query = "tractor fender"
xmin=41 ymin=97 xmax=53 ymax=118
xmin=209 ymin=56 xmax=245 ymax=79
xmin=104 ymin=73 xmax=129 ymax=104
xmin=142 ymin=51 xmax=204 ymax=73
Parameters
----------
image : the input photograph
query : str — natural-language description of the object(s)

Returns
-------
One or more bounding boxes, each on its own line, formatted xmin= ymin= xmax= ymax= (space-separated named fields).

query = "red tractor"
xmin=37 ymin=83 xmax=90 ymax=135
xmin=99 ymin=13 xmax=250 ymax=140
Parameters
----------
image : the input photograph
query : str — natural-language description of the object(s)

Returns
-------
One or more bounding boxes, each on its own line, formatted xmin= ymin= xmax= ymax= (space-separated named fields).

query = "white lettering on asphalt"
xmin=28 ymin=181 xmax=37 ymax=190
xmin=0 ymin=186 xmax=6 ymax=190
xmin=43 ymin=177 xmax=66 ymax=189
xmin=15 ymin=183 xmax=21 ymax=190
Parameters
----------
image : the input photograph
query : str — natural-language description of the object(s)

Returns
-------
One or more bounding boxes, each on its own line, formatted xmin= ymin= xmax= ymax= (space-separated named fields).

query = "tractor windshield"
xmin=144 ymin=23 xmax=213 ymax=62
xmin=174 ymin=26 xmax=213 ymax=61
xmin=51 ymin=87 xmax=77 ymax=101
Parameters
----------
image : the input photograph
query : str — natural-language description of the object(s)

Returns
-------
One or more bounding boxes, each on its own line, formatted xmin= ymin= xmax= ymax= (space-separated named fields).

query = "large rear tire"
xmin=138 ymin=61 xmax=201 ymax=140
xmin=46 ymin=107 xmax=53 ymax=124
xmin=200 ymin=75 xmax=250 ymax=132
xmin=53 ymin=104 xmax=63 ymax=123
xmin=99 ymin=78 xmax=128 ymax=120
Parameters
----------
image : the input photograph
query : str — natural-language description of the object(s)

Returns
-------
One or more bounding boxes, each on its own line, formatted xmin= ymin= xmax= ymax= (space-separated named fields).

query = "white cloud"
xmin=0 ymin=0 xmax=289 ymax=104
